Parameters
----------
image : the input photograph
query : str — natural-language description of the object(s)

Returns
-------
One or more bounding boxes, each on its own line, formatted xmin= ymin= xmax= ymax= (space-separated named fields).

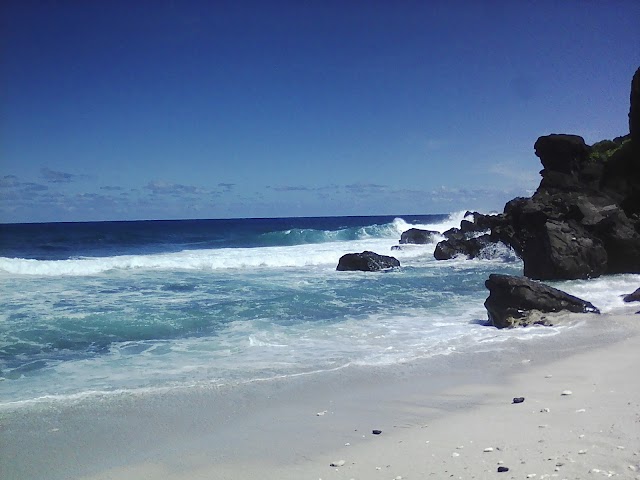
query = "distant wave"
xmin=254 ymin=211 xmax=478 ymax=247
xmin=257 ymin=222 xmax=400 ymax=246
xmin=0 ymin=241 xmax=404 ymax=276
xmin=0 ymin=212 xmax=480 ymax=276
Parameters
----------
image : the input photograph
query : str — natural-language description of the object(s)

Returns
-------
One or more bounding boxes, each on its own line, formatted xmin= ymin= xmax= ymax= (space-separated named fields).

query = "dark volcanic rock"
xmin=484 ymin=274 xmax=600 ymax=328
xmin=336 ymin=251 xmax=400 ymax=272
xmin=520 ymin=217 xmax=607 ymax=280
xmin=624 ymin=287 xmax=640 ymax=303
xmin=433 ymin=69 xmax=640 ymax=280
xmin=534 ymin=134 xmax=590 ymax=175
xmin=631 ymin=67 xmax=640 ymax=145
xmin=433 ymin=215 xmax=507 ymax=260
xmin=399 ymin=228 xmax=439 ymax=244
xmin=600 ymin=139 xmax=640 ymax=216
xmin=434 ymin=234 xmax=494 ymax=260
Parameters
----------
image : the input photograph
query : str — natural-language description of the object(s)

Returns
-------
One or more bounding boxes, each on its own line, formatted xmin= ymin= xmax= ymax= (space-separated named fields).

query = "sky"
xmin=1 ymin=1 xmax=639 ymax=223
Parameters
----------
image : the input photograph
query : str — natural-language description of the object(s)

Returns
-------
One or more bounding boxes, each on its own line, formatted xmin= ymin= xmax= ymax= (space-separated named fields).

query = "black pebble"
xmin=372 ymin=429 xmax=382 ymax=435
xmin=497 ymin=466 xmax=509 ymax=472
xmin=512 ymin=397 xmax=525 ymax=404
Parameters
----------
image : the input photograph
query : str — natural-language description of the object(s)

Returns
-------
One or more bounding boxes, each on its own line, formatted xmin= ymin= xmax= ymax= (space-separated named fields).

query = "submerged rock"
xmin=336 ymin=251 xmax=400 ymax=272
xmin=484 ymin=274 xmax=600 ymax=328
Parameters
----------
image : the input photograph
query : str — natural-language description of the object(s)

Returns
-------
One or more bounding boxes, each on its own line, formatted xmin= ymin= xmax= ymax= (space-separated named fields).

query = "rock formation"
xmin=631 ymin=67 xmax=640 ymax=145
xmin=433 ymin=228 xmax=495 ymax=260
xmin=623 ymin=287 xmax=640 ymax=303
xmin=435 ymin=67 xmax=640 ymax=280
xmin=399 ymin=228 xmax=439 ymax=244
xmin=337 ymin=251 xmax=400 ymax=271
xmin=484 ymin=274 xmax=600 ymax=328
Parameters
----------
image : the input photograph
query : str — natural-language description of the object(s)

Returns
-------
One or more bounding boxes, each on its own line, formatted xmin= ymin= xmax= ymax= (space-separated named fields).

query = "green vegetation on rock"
xmin=589 ymin=135 xmax=631 ymax=161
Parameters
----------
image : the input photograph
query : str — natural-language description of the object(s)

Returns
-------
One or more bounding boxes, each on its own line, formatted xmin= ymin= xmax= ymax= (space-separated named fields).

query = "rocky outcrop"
xmin=434 ymin=67 xmax=640 ymax=280
xmin=484 ymin=274 xmax=600 ymax=328
xmin=534 ymin=134 xmax=590 ymax=175
xmin=336 ymin=251 xmax=400 ymax=271
xmin=631 ymin=67 xmax=640 ymax=145
xmin=501 ymin=196 xmax=610 ymax=279
xmin=432 ymin=213 xmax=511 ymax=260
xmin=399 ymin=228 xmax=438 ymax=244
xmin=623 ymin=287 xmax=640 ymax=303
xmin=433 ymin=229 xmax=494 ymax=260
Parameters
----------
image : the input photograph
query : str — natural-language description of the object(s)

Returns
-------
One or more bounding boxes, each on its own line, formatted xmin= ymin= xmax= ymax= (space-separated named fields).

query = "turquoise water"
xmin=1 ymin=213 xmax=635 ymax=407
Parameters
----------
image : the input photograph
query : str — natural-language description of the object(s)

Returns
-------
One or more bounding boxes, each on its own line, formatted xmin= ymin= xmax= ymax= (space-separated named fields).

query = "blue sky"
xmin=2 ymin=1 xmax=639 ymax=223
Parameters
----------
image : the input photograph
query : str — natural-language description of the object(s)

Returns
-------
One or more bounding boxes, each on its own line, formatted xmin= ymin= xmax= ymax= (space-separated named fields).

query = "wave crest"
xmin=0 ymin=213 xmax=475 ymax=276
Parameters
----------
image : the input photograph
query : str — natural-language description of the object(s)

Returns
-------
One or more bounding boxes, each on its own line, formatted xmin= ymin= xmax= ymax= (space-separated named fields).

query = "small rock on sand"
xmin=512 ymin=397 xmax=525 ymax=404
xmin=540 ymin=408 xmax=550 ymax=413
xmin=484 ymin=447 xmax=494 ymax=452
xmin=372 ymin=429 xmax=382 ymax=435
xmin=497 ymin=466 xmax=509 ymax=473
xmin=329 ymin=460 xmax=345 ymax=467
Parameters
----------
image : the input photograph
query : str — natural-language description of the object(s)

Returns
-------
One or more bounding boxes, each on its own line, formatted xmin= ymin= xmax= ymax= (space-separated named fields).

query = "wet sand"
xmin=2 ymin=309 xmax=639 ymax=480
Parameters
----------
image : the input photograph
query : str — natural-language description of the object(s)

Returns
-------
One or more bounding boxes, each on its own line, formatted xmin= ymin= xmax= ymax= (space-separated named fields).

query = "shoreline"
xmin=2 ymin=307 xmax=639 ymax=479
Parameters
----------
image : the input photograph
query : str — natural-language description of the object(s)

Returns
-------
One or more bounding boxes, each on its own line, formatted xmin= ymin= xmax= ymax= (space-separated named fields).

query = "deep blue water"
xmin=0 ymin=214 xmax=447 ymax=260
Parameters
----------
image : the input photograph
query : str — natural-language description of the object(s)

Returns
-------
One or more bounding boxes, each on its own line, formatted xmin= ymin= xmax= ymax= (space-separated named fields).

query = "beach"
xmin=2 ymin=307 xmax=639 ymax=480
xmin=3 ymin=3 xmax=639 ymax=478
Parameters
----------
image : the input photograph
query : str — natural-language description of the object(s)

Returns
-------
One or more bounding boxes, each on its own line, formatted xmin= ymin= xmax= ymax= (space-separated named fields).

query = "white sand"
xmin=2 ymin=310 xmax=640 ymax=480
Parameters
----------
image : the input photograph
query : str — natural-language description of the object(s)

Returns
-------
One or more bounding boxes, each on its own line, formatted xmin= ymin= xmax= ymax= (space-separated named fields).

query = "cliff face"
xmin=630 ymin=67 xmax=640 ymax=145
xmin=435 ymin=67 xmax=640 ymax=280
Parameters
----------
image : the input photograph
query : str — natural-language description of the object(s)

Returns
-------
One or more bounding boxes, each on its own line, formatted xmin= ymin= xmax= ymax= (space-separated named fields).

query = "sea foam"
xmin=0 ymin=213 xmax=469 ymax=277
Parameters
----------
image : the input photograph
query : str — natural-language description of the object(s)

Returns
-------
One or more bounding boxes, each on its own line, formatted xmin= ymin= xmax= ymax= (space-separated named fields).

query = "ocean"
xmin=1 ymin=212 xmax=637 ymax=409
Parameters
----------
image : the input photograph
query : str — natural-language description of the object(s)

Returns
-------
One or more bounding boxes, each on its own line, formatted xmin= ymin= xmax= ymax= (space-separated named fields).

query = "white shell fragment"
xmin=561 ymin=390 xmax=573 ymax=396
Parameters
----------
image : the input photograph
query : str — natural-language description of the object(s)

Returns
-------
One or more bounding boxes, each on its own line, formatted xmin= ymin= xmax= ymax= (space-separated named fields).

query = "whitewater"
xmin=0 ymin=212 xmax=637 ymax=409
